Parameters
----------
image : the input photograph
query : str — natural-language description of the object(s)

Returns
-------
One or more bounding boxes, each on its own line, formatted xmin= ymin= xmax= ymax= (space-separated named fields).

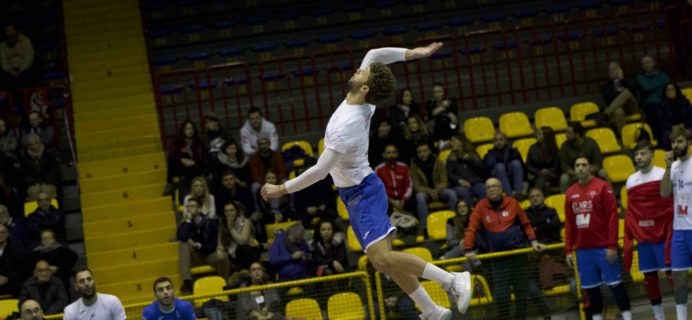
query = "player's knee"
xmin=369 ymin=252 xmax=395 ymax=274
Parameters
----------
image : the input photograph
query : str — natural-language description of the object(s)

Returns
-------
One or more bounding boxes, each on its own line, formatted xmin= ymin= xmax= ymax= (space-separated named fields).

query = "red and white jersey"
xmin=672 ymin=158 xmax=692 ymax=230
xmin=626 ymin=166 xmax=666 ymax=189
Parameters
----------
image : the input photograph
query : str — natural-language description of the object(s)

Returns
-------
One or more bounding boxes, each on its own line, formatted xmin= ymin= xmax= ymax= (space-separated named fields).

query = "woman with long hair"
xmin=389 ymin=87 xmax=421 ymax=135
xmin=657 ymin=82 xmax=692 ymax=148
xmin=183 ymin=177 xmax=216 ymax=218
xmin=311 ymin=220 xmax=349 ymax=276
xmin=164 ymin=120 xmax=205 ymax=195
xmin=218 ymin=201 xmax=260 ymax=270
xmin=400 ymin=115 xmax=431 ymax=163
xmin=210 ymin=140 xmax=250 ymax=188
xmin=526 ymin=126 xmax=560 ymax=195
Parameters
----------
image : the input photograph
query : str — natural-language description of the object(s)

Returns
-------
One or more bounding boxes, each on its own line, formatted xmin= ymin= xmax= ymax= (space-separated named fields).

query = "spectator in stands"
xmin=0 ymin=23 xmax=34 ymax=90
xmin=655 ymin=82 xmax=692 ymax=148
xmin=20 ymin=133 xmax=60 ymax=191
xmin=0 ymin=118 xmax=18 ymax=161
xmin=183 ymin=177 xmax=216 ymax=219
xmin=375 ymin=144 xmax=414 ymax=214
xmin=369 ymin=120 xmax=402 ymax=167
xmin=210 ymin=140 xmax=251 ymax=189
xmin=0 ymin=173 xmax=22 ymax=217
xmin=19 ymin=260 xmax=68 ymax=315
xmin=269 ymin=223 xmax=311 ymax=281
xmin=410 ymin=143 xmax=457 ymax=231
xmin=259 ymin=170 xmax=290 ymax=223
xmin=240 ymin=107 xmax=279 ymax=156
xmin=447 ymin=133 xmax=486 ymax=206
xmin=0 ymin=223 xmax=23 ymax=297
xmin=20 ymin=299 xmax=45 ymax=320
xmin=312 ymin=220 xmax=349 ymax=276
xmin=21 ymin=111 xmax=54 ymax=149
xmin=559 ymin=122 xmax=608 ymax=193
xmin=426 ymin=82 xmax=459 ymax=142
xmin=203 ymin=112 xmax=233 ymax=157
xmin=237 ymin=262 xmax=282 ymax=320
xmin=525 ymin=188 xmax=562 ymax=244
xmin=484 ymin=132 xmax=525 ymax=198
xmin=249 ymin=137 xmax=287 ymax=199
xmin=29 ymin=229 xmax=77 ymax=289
xmin=601 ymin=62 xmax=640 ymax=135
xmin=637 ymin=55 xmax=670 ymax=108
xmin=292 ymin=158 xmax=336 ymax=227
xmin=214 ymin=171 xmax=255 ymax=218
xmin=527 ymin=127 xmax=561 ymax=195
xmin=63 ymin=269 xmax=126 ymax=320
xmin=177 ymin=198 xmax=230 ymax=294
xmin=142 ymin=277 xmax=195 ymax=320
xmin=464 ymin=177 xmax=544 ymax=319
xmin=401 ymin=115 xmax=430 ymax=165
xmin=219 ymin=200 xmax=261 ymax=270
xmin=442 ymin=200 xmax=485 ymax=266
xmin=164 ymin=120 xmax=205 ymax=196
xmin=25 ymin=191 xmax=64 ymax=248
xmin=0 ymin=204 xmax=28 ymax=255
xmin=389 ymin=87 xmax=421 ymax=135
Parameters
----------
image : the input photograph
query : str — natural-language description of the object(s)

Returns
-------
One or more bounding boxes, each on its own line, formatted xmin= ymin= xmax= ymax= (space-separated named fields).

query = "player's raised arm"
xmin=359 ymin=42 xmax=443 ymax=69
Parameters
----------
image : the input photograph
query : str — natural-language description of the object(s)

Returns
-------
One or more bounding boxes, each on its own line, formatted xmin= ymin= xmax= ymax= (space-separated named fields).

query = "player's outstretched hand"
xmin=261 ymin=183 xmax=285 ymax=200
xmin=408 ymin=42 xmax=444 ymax=60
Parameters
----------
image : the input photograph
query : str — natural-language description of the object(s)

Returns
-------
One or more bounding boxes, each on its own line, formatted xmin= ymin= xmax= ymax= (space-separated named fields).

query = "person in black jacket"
xmin=527 ymin=127 xmax=561 ymax=195
xmin=426 ymin=83 xmax=459 ymax=142
xmin=655 ymin=82 xmax=692 ymax=148
xmin=0 ymin=223 xmax=24 ymax=296
xmin=177 ymin=198 xmax=230 ymax=294
xmin=20 ymin=134 xmax=60 ymax=191
xmin=25 ymin=191 xmax=64 ymax=249
xmin=369 ymin=120 xmax=402 ymax=168
xmin=524 ymin=189 xmax=562 ymax=244
xmin=388 ymin=88 xmax=421 ymax=136
xmin=214 ymin=171 xmax=255 ymax=218
xmin=601 ymin=62 xmax=640 ymax=134
xmin=292 ymin=158 xmax=336 ymax=228
xmin=29 ymin=229 xmax=77 ymax=289
xmin=19 ymin=260 xmax=68 ymax=315
xmin=312 ymin=220 xmax=349 ymax=276
xmin=484 ymin=132 xmax=525 ymax=198
xmin=446 ymin=133 xmax=486 ymax=206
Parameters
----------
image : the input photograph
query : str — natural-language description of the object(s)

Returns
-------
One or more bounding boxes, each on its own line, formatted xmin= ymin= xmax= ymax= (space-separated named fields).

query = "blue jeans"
xmin=415 ymin=188 xmax=457 ymax=229
xmin=453 ymin=182 xmax=486 ymax=205
xmin=493 ymin=160 xmax=524 ymax=196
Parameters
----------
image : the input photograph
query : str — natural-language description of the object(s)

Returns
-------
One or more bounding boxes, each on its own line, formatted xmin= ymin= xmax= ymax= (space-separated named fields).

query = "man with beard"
xmin=63 ymin=269 xmax=126 ymax=320
xmin=375 ymin=144 xmax=414 ymax=214
xmin=661 ymin=126 xmax=692 ymax=320
xmin=142 ymin=277 xmax=195 ymax=320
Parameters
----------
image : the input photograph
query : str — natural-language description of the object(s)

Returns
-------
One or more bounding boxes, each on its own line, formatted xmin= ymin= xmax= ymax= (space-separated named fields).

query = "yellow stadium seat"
xmin=265 ymin=220 xmax=300 ymax=245
xmin=604 ymin=155 xmax=636 ymax=184
xmin=463 ymin=117 xmax=496 ymax=143
xmin=570 ymin=102 xmax=599 ymax=127
xmin=416 ymin=281 xmax=451 ymax=311
xmin=535 ymin=107 xmax=567 ymax=132
xmin=653 ymin=149 xmax=666 ymax=169
xmin=544 ymin=284 xmax=571 ymax=296
xmin=499 ymin=112 xmax=533 ymax=138
xmin=347 ymin=226 xmax=362 ymax=252
xmin=621 ymin=123 xmax=657 ymax=150
xmin=513 ymin=138 xmax=537 ymax=163
xmin=282 ymin=140 xmax=314 ymax=157
xmin=358 ymin=255 xmax=369 ymax=271
xmin=403 ymin=247 xmax=433 ymax=262
xmin=555 ymin=133 xmax=567 ymax=148
xmin=0 ymin=299 xmax=18 ymax=317
xmin=427 ymin=210 xmax=456 ymax=240
xmin=470 ymin=275 xmax=493 ymax=306
xmin=318 ymin=138 xmax=325 ymax=155
xmin=190 ymin=265 xmax=216 ymax=276
xmin=476 ymin=143 xmax=494 ymax=159
xmin=392 ymin=235 xmax=425 ymax=247
xmin=520 ymin=199 xmax=530 ymax=210
xmin=439 ymin=149 xmax=452 ymax=163
xmin=682 ymin=88 xmax=692 ymax=102
xmin=286 ymin=298 xmax=323 ymax=320
xmin=336 ymin=196 xmax=349 ymax=221
xmin=327 ymin=292 xmax=365 ymax=320
xmin=544 ymin=194 xmax=566 ymax=222
xmin=24 ymin=198 xmax=60 ymax=217
xmin=630 ymin=251 xmax=644 ymax=282
xmin=586 ymin=128 xmax=622 ymax=154
xmin=621 ymin=187 xmax=628 ymax=210
xmin=193 ymin=276 xmax=227 ymax=307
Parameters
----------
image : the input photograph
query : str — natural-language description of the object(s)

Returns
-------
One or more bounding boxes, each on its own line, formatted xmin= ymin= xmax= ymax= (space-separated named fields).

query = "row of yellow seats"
xmin=286 ymin=292 xmax=365 ymax=320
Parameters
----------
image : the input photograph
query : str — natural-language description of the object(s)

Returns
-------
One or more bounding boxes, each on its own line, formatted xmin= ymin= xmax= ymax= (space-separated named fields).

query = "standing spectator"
xmin=20 ymin=299 xmax=46 ymax=320
xmin=142 ymin=277 xmax=195 ymax=320
xmin=240 ymin=107 xmax=279 ymax=156
xmin=210 ymin=140 xmax=251 ymax=189
xmin=29 ymin=229 xmax=77 ymax=289
xmin=0 ymin=223 xmax=23 ymax=296
xmin=312 ymin=220 xmax=349 ymax=276
xmin=0 ymin=118 xmax=18 ymax=161
xmin=63 ymin=269 xmax=126 ymax=320
xmin=484 ymin=132 xmax=525 ymax=198
xmin=214 ymin=171 xmax=255 ymax=218
xmin=447 ymin=133 xmax=486 ymax=206
xmin=464 ymin=178 xmax=544 ymax=319
xmin=375 ymin=144 xmax=414 ymax=214
xmin=218 ymin=201 xmax=261 ymax=270
xmin=25 ymin=191 xmax=64 ymax=248
xmin=527 ymin=127 xmax=561 ymax=195
xmin=249 ymin=137 xmax=287 ymax=199
xmin=203 ymin=112 xmax=233 ymax=157
xmin=637 ymin=55 xmax=670 ymax=108
xmin=559 ymin=122 xmax=608 ymax=193
xmin=564 ymin=156 xmax=632 ymax=320
xmin=0 ymin=23 xmax=34 ymax=90
xmin=425 ymin=83 xmax=459 ymax=142
xmin=268 ymin=223 xmax=311 ymax=281
xmin=369 ymin=120 xmax=402 ymax=167
xmin=389 ymin=88 xmax=421 ymax=135
xmin=237 ymin=262 xmax=282 ymax=320
xmin=182 ymin=177 xmax=216 ymax=219
xmin=410 ymin=143 xmax=457 ymax=231
xmin=20 ymin=133 xmax=60 ymax=191
xmin=20 ymin=111 xmax=54 ymax=149
xmin=164 ymin=120 xmax=205 ymax=196
xmin=601 ymin=62 xmax=640 ymax=134
xmin=177 ymin=198 xmax=230 ymax=294
xmin=0 ymin=173 xmax=22 ymax=217
xmin=525 ymin=189 xmax=562 ymax=244
xmin=400 ymin=115 xmax=430 ymax=163
xmin=656 ymin=82 xmax=692 ymax=148
xmin=0 ymin=204 xmax=28 ymax=255
xmin=19 ymin=260 xmax=68 ymax=315
xmin=292 ymin=158 xmax=336 ymax=227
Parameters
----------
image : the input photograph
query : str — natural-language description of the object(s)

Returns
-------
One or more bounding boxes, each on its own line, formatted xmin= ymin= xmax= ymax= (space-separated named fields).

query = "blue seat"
xmin=459 ymin=46 xmax=483 ymax=55
xmin=546 ymin=4 xmax=570 ymax=14
xmin=481 ymin=13 xmax=504 ymax=23
xmin=383 ymin=26 xmax=408 ymax=35
xmin=152 ymin=55 xmax=177 ymax=66
xmin=292 ymin=67 xmax=318 ymax=77
xmin=189 ymin=81 xmax=217 ymax=90
xmin=218 ymin=48 xmax=243 ymax=57
xmin=351 ymin=31 xmax=375 ymax=40
xmin=185 ymin=52 xmax=210 ymax=61
xmin=277 ymin=10 xmax=300 ymax=21
xmin=558 ymin=31 xmax=584 ymax=41
xmin=374 ymin=0 xmax=397 ymax=8
xmin=42 ymin=70 xmax=65 ymax=81
xmin=578 ymin=0 xmax=602 ymax=10
xmin=417 ymin=22 xmax=442 ymax=31
xmin=405 ymin=0 xmax=428 ymax=3
xmin=160 ymin=86 xmax=184 ymax=94
xmin=286 ymin=39 xmax=310 ymax=48
xmin=318 ymin=35 xmax=343 ymax=44
xmin=514 ymin=8 xmax=538 ymax=18
xmin=449 ymin=18 xmax=473 ymax=27
xmin=342 ymin=3 xmax=366 ymax=12
xmin=148 ymin=28 xmax=172 ymax=38
xmin=245 ymin=15 xmax=269 ymax=25
xmin=180 ymin=24 xmax=204 ymax=33
xmin=430 ymin=50 xmax=452 ymax=60
xmin=224 ymin=78 xmax=249 ymax=86
xmin=260 ymin=73 xmax=286 ymax=81
xmin=494 ymin=40 xmax=517 ymax=50
xmin=212 ymin=20 xmax=234 ymax=29
xmin=177 ymin=0 xmax=197 ymax=5
xmin=592 ymin=26 xmax=617 ymax=37
xmin=525 ymin=35 xmax=552 ymax=46
xmin=328 ymin=63 xmax=352 ymax=72
xmin=252 ymin=44 xmax=277 ymax=53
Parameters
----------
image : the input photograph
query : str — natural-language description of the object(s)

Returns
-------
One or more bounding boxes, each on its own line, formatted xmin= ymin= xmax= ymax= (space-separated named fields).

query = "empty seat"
xmin=282 ymin=140 xmax=314 ymax=157
xmin=327 ymin=292 xmax=365 ymax=320
xmin=336 ymin=196 xmax=349 ymax=221
xmin=439 ymin=149 xmax=452 ymax=163
xmin=513 ymin=138 xmax=537 ymax=163
xmin=603 ymin=155 xmax=635 ymax=183
xmin=683 ymin=88 xmax=692 ymax=102
xmin=652 ymin=149 xmax=666 ymax=168
xmin=403 ymin=247 xmax=433 ymax=262
xmin=476 ymin=143 xmax=494 ymax=159
xmin=535 ymin=107 xmax=568 ymax=132
xmin=586 ymin=128 xmax=622 ymax=154
xmin=0 ymin=299 xmax=19 ymax=317
xmin=347 ymin=226 xmax=362 ymax=252
xmin=470 ymin=275 xmax=494 ymax=306
xmin=621 ymin=123 xmax=657 ymax=149
xmin=621 ymin=186 xmax=628 ymax=210
xmin=318 ymin=138 xmax=325 ymax=155
xmin=265 ymin=221 xmax=300 ymax=244
xmin=570 ymin=102 xmax=599 ymax=127
xmin=427 ymin=210 xmax=456 ymax=240
xmin=286 ymin=298 xmax=323 ymax=320
xmin=499 ymin=112 xmax=533 ymax=138
xmin=193 ymin=276 xmax=227 ymax=306
xmin=544 ymin=194 xmax=566 ymax=222
xmin=463 ymin=117 xmax=495 ymax=143
xmin=555 ymin=133 xmax=567 ymax=148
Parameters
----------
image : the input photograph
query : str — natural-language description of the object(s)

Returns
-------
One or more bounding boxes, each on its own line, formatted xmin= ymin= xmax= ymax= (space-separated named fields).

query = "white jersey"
xmin=672 ymin=158 xmax=692 ymax=230
xmin=63 ymin=293 xmax=126 ymax=320
xmin=626 ymin=166 xmax=665 ymax=189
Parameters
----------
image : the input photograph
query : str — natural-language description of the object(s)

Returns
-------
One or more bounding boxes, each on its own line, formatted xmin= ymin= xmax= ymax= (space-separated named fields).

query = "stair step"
xmin=67 ymin=37 xmax=144 ymax=55
xmin=87 ymin=242 xmax=179 ymax=269
xmin=81 ymin=197 xmax=171 ymax=222
xmin=76 ymin=123 xmax=159 ymax=146
xmin=63 ymin=0 xmax=139 ymax=15
xmin=64 ymin=15 xmax=142 ymax=31
xmin=67 ymin=29 xmax=143 ymax=45
xmin=74 ymin=101 xmax=155 ymax=119
xmin=92 ymin=258 xmax=179 ymax=285
xmin=77 ymin=134 xmax=161 ymax=155
xmin=78 ymin=152 xmax=165 ymax=179
xmin=70 ymin=54 xmax=148 ymax=73
xmin=80 ymin=183 xmax=163 ymax=206
xmin=85 ymin=226 xmax=175 ymax=252
xmin=83 ymin=211 xmax=175 ymax=239
xmin=81 ymin=169 xmax=166 ymax=193
xmin=98 ymin=274 xmax=182 ymax=306
xmin=72 ymin=84 xmax=153 ymax=101
xmin=77 ymin=142 xmax=162 ymax=163
xmin=71 ymin=64 xmax=149 ymax=81
xmin=75 ymin=113 xmax=158 ymax=133
xmin=68 ymin=46 xmax=147 ymax=63
xmin=71 ymin=72 xmax=150 ymax=90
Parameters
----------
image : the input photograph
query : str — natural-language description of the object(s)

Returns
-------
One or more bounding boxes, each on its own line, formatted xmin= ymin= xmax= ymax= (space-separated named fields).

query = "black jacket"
xmin=446 ymin=152 xmax=485 ymax=186
xmin=524 ymin=204 xmax=562 ymax=244
xmin=0 ymin=242 xmax=25 ymax=296
xmin=177 ymin=217 xmax=219 ymax=256
xmin=19 ymin=276 xmax=68 ymax=315
xmin=26 ymin=207 xmax=65 ymax=248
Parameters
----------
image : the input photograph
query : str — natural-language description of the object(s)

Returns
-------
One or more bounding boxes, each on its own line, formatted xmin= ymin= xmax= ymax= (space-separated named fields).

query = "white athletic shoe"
xmin=446 ymin=271 xmax=472 ymax=314
xmin=419 ymin=306 xmax=452 ymax=320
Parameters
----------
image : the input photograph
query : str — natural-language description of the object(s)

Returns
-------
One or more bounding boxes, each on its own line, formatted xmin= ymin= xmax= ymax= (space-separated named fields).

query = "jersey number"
xmin=576 ymin=213 xmax=591 ymax=228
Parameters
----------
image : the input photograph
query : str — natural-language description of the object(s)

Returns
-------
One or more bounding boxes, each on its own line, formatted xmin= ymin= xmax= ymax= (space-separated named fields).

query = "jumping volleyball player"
xmin=261 ymin=43 xmax=472 ymax=320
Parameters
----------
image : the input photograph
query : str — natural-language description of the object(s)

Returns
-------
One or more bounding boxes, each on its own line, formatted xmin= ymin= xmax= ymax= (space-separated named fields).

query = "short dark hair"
xmin=432 ymin=82 xmax=444 ymax=89
xmin=221 ymin=170 xmax=236 ymax=178
xmin=567 ymin=121 xmax=584 ymax=136
xmin=247 ymin=107 xmax=262 ymax=117
xmin=670 ymin=125 xmax=692 ymax=142
xmin=365 ymin=63 xmax=396 ymax=103
xmin=415 ymin=142 xmax=430 ymax=151
xmin=153 ymin=277 xmax=173 ymax=293
xmin=574 ymin=153 xmax=590 ymax=165
xmin=186 ymin=198 xmax=200 ymax=205
xmin=634 ymin=140 xmax=655 ymax=153
xmin=75 ymin=268 xmax=94 ymax=280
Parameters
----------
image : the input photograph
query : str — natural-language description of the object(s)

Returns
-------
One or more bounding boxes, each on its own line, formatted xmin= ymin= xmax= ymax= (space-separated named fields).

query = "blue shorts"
xmin=576 ymin=248 xmax=623 ymax=289
xmin=339 ymin=174 xmax=396 ymax=252
xmin=638 ymin=241 xmax=669 ymax=273
xmin=671 ymin=230 xmax=692 ymax=271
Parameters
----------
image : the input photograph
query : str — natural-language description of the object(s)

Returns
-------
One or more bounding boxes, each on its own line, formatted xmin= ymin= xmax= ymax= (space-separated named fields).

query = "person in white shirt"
xmin=661 ymin=125 xmax=692 ymax=320
xmin=239 ymin=107 xmax=279 ymax=155
xmin=63 ymin=269 xmax=126 ymax=320
xmin=261 ymin=44 xmax=471 ymax=320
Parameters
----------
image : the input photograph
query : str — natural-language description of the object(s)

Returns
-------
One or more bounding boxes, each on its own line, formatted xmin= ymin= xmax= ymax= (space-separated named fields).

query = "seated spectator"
xmin=656 ymin=82 xmax=692 ymax=148
xmin=240 ymin=107 xmax=279 ymax=156
xmin=26 ymin=183 xmax=56 ymax=205
xmin=401 ymin=115 xmax=431 ymax=165
xmin=0 ymin=173 xmax=22 ymax=217
xmin=0 ymin=23 xmax=34 ymax=90
xmin=637 ymin=55 xmax=670 ymax=110
xmin=268 ymin=223 xmax=311 ymax=281
xmin=389 ymin=87 xmax=421 ymax=136
xmin=237 ymin=262 xmax=283 ymax=320
xmin=484 ymin=132 xmax=525 ymax=198
xmin=21 ymin=111 xmax=54 ymax=148
xmin=259 ymin=170 xmax=290 ymax=223
xmin=26 ymin=191 xmax=64 ymax=248
xmin=447 ymin=133 xmax=486 ymax=206
xmin=29 ymin=229 xmax=77 ymax=289
xmin=20 ymin=134 xmax=60 ymax=191
xmin=219 ymin=201 xmax=261 ymax=270
xmin=20 ymin=299 xmax=45 ymax=320
xmin=177 ymin=198 xmax=229 ymax=294
xmin=425 ymin=82 xmax=459 ymax=142
xmin=249 ymin=137 xmax=287 ymax=200
xmin=410 ymin=143 xmax=457 ymax=230
xmin=527 ymin=127 xmax=561 ymax=195
xmin=0 ymin=204 xmax=28 ymax=255
xmin=19 ymin=260 xmax=68 ymax=315
xmin=182 ymin=177 xmax=216 ymax=219
xmin=442 ymin=200 xmax=486 ymax=265
xmin=142 ymin=277 xmax=195 ymax=320
xmin=210 ymin=140 xmax=251 ymax=189
xmin=369 ymin=120 xmax=402 ymax=167
xmin=0 ymin=118 xmax=18 ymax=161
xmin=0 ymin=223 xmax=23 ymax=296
xmin=559 ymin=122 xmax=608 ymax=192
xmin=292 ymin=158 xmax=336 ymax=227
xmin=214 ymin=171 xmax=255 ymax=218
xmin=312 ymin=220 xmax=349 ymax=276
xmin=164 ymin=120 xmax=205 ymax=196
xmin=524 ymin=188 xmax=562 ymax=244
xmin=375 ymin=144 xmax=415 ymax=214
xmin=202 ymin=112 xmax=233 ymax=157
xmin=601 ymin=62 xmax=640 ymax=134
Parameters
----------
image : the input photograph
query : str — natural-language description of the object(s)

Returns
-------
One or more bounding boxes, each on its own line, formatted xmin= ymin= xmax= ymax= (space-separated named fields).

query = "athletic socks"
xmin=621 ymin=310 xmax=632 ymax=320
xmin=422 ymin=263 xmax=454 ymax=286
xmin=652 ymin=304 xmax=665 ymax=320
xmin=410 ymin=285 xmax=436 ymax=314
xmin=676 ymin=304 xmax=687 ymax=320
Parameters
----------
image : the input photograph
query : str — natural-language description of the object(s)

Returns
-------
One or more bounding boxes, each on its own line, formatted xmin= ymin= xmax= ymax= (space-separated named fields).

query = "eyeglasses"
xmin=22 ymin=308 xmax=42 ymax=316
